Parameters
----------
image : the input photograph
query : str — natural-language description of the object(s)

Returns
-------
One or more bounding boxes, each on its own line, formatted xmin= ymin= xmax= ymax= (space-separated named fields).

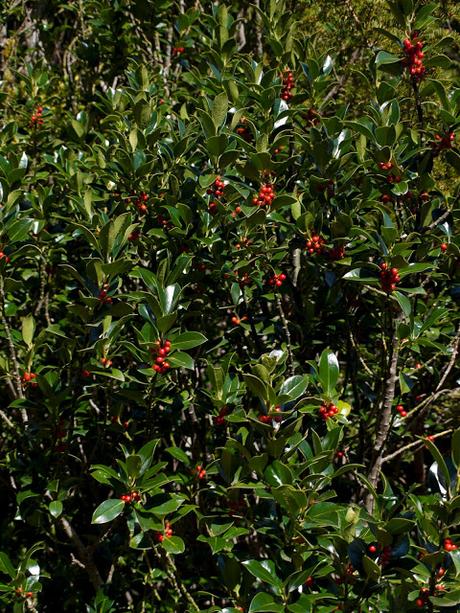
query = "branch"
xmin=436 ymin=324 xmax=460 ymax=391
xmin=276 ymin=294 xmax=294 ymax=375
xmin=254 ymin=0 xmax=263 ymax=57
xmin=381 ymin=429 xmax=452 ymax=464
xmin=425 ymin=208 xmax=452 ymax=231
xmin=322 ymin=47 xmax=362 ymax=105
xmin=365 ymin=316 xmax=401 ymax=511
xmin=52 ymin=509 xmax=103 ymax=591
xmin=348 ymin=330 xmax=373 ymax=376
xmin=292 ymin=247 xmax=301 ymax=287
xmin=0 ymin=409 xmax=14 ymax=428
xmin=0 ymin=276 xmax=27 ymax=422
xmin=153 ymin=544 xmax=199 ymax=611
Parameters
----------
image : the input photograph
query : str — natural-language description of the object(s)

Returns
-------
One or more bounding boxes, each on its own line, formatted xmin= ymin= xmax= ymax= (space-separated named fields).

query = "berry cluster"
xmin=258 ymin=406 xmax=282 ymax=424
xmin=258 ymin=414 xmax=271 ymax=424
xmin=214 ymin=406 xmax=229 ymax=426
xmin=281 ymin=69 xmax=295 ymax=102
xmin=267 ymin=272 xmax=286 ymax=288
xmin=235 ymin=237 xmax=252 ymax=250
xmin=194 ymin=465 xmax=206 ymax=479
xmin=172 ymin=46 xmax=185 ymax=56
xmin=252 ymin=183 xmax=275 ymax=207
xmin=328 ymin=245 xmax=346 ymax=261
xmin=0 ymin=251 xmax=11 ymax=263
xmin=402 ymin=34 xmax=426 ymax=81
xmin=15 ymin=588 xmax=34 ymax=599
xmin=319 ymin=402 xmax=338 ymax=420
xmin=367 ymin=543 xmax=392 ymax=566
xmin=98 ymin=282 xmax=112 ymax=304
xmin=156 ymin=521 xmax=173 ymax=542
xmin=386 ymin=173 xmax=402 ymax=184
xmin=235 ymin=270 xmax=252 ymax=288
xmin=236 ymin=120 xmax=252 ymax=142
xmin=131 ymin=191 xmax=149 ymax=214
xmin=21 ymin=372 xmax=38 ymax=388
xmin=306 ymin=234 xmax=326 ymax=255
xmin=231 ymin=205 xmax=242 ymax=218
xmin=440 ymin=242 xmax=448 ymax=253
xmin=120 ymin=491 xmax=141 ymax=503
xmin=379 ymin=263 xmax=400 ymax=293
xmin=443 ymin=537 xmax=457 ymax=552
xmin=207 ymin=176 xmax=226 ymax=214
xmin=207 ymin=176 xmax=225 ymax=199
xmin=378 ymin=161 xmax=393 ymax=171
xmin=156 ymin=213 xmax=172 ymax=230
xmin=380 ymin=193 xmax=393 ymax=204
xmin=30 ymin=105 xmax=44 ymax=128
xmin=100 ymin=356 xmax=113 ymax=368
xmin=230 ymin=314 xmax=248 ymax=325
xmin=304 ymin=107 xmax=320 ymax=125
xmin=415 ymin=587 xmax=430 ymax=608
xmin=128 ymin=230 xmax=141 ymax=242
xmin=395 ymin=404 xmax=407 ymax=418
xmin=432 ymin=131 xmax=455 ymax=153
xmin=152 ymin=338 xmax=172 ymax=374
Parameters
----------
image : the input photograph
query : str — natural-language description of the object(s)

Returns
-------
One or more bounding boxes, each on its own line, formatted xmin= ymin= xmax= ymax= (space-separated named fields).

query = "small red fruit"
xmin=259 ymin=414 xmax=271 ymax=424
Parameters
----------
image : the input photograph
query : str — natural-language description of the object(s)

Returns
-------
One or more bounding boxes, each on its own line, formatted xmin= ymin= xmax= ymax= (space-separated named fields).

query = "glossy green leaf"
xmin=91 ymin=499 xmax=125 ymax=524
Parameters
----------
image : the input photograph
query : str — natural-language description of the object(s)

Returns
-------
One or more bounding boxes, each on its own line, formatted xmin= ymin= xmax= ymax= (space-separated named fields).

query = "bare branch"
xmin=366 ymin=315 xmax=401 ymax=511
xmin=382 ymin=429 xmax=452 ymax=464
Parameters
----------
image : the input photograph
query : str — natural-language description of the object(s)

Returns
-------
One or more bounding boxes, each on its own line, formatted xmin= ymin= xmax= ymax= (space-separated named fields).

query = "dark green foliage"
xmin=0 ymin=0 xmax=459 ymax=611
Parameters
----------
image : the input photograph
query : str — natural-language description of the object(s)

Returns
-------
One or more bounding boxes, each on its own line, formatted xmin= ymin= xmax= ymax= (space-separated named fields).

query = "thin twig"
xmin=276 ymin=294 xmax=294 ymax=375
xmin=436 ymin=324 xmax=460 ymax=391
xmin=425 ymin=208 xmax=451 ymax=231
xmin=348 ymin=330 xmax=373 ymax=376
xmin=0 ymin=276 xmax=27 ymax=422
xmin=46 ymin=491 xmax=103 ymax=592
xmin=0 ymin=409 xmax=14 ymax=428
xmin=381 ymin=429 xmax=452 ymax=464
xmin=153 ymin=543 xmax=199 ymax=611
xmin=322 ymin=47 xmax=362 ymax=105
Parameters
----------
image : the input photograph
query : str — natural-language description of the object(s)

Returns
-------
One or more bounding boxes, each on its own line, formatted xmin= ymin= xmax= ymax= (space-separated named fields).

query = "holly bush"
xmin=0 ymin=0 xmax=459 ymax=611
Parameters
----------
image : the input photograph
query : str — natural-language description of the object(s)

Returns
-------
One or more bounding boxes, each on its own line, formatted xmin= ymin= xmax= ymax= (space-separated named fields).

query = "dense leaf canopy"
xmin=0 ymin=0 xmax=459 ymax=611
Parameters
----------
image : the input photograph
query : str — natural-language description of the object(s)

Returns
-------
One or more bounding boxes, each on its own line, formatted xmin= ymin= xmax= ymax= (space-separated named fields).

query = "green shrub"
xmin=0 ymin=0 xmax=459 ymax=611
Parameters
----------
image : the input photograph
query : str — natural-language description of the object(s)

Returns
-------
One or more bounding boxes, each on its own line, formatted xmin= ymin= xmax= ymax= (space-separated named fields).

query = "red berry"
xmin=415 ymin=599 xmax=424 ymax=608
